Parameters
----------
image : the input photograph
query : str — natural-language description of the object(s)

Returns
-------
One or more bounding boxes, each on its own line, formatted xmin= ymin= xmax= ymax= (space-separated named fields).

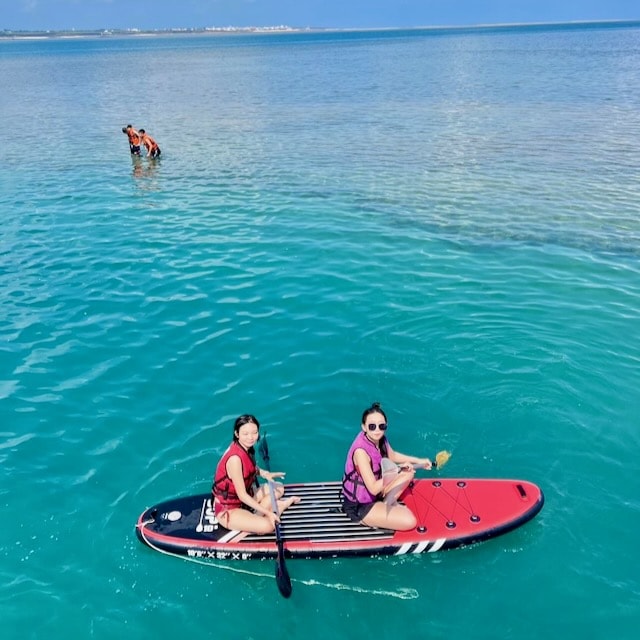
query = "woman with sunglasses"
xmin=212 ymin=414 xmax=300 ymax=534
xmin=341 ymin=402 xmax=432 ymax=530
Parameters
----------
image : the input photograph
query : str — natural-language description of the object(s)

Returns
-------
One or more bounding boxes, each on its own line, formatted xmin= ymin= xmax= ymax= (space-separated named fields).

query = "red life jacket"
xmin=212 ymin=441 xmax=258 ymax=509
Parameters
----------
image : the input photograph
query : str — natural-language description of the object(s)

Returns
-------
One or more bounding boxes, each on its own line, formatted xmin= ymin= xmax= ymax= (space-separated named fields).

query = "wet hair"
xmin=233 ymin=414 xmax=260 ymax=443
xmin=361 ymin=401 xmax=387 ymax=425
xmin=138 ymin=128 xmax=145 ymax=134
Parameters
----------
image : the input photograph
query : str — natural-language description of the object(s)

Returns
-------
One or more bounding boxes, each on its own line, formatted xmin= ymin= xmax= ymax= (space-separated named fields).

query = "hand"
xmin=260 ymin=469 xmax=285 ymax=482
xmin=264 ymin=470 xmax=286 ymax=482
xmin=267 ymin=510 xmax=280 ymax=526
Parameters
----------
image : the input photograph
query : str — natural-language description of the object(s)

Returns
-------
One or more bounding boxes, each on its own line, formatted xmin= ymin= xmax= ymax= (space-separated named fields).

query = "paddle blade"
xmin=269 ymin=483 xmax=292 ymax=598
xmin=434 ymin=450 xmax=451 ymax=469
xmin=275 ymin=547 xmax=292 ymax=598
xmin=258 ymin=432 xmax=270 ymax=469
xmin=380 ymin=457 xmax=399 ymax=488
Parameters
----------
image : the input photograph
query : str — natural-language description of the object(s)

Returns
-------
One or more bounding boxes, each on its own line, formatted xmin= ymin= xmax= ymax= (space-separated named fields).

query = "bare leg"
xmin=361 ymin=502 xmax=417 ymax=531
xmin=277 ymin=495 xmax=301 ymax=512
xmin=383 ymin=472 xmax=413 ymax=506
xmin=255 ymin=482 xmax=284 ymax=502
xmin=255 ymin=487 xmax=301 ymax=515
xmin=255 ymin=483 xmax=301 ymax=515
xmin=216 ymin=485 xmax=301 ymax=534
xmin=217 ymin=508 xmax=276 ymax=535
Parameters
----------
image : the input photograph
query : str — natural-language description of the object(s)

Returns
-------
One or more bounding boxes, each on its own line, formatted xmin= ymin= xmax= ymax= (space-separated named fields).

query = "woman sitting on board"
xmin=341 ymin=402 xmax=432 ymax=531
xmin=212 ymin=414 xmax=300 ymax=534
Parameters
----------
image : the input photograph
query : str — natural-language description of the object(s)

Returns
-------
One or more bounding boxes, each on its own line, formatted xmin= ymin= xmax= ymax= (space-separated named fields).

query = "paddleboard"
xmin=136 ymin=478 xmax=543 ymax=560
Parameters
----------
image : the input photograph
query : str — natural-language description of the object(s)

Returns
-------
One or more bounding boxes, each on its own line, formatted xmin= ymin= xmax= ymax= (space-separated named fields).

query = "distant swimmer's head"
xmin=138 ymin=128 xmax=145 ymax=134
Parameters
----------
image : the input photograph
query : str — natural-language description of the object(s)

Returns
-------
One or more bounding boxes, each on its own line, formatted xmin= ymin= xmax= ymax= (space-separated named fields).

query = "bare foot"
xmin=281 ymin=495 xmax=301 ymax=510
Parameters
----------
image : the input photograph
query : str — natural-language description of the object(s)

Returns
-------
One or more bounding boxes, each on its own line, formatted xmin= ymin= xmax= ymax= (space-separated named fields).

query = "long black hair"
xmin=232 ymin=414 xmax=260 ymax=461
xmin=233 ymin=414 xmax=260 ymax=443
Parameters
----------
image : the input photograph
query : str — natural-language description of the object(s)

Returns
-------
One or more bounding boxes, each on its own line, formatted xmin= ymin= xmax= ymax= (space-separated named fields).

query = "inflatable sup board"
xmin=136 ymin=478 xmax=543 ymax=560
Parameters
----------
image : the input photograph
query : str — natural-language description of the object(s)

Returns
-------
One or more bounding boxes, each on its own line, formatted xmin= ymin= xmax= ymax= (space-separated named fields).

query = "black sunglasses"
xmin=367 ymin=423 xmax=387 ymax=431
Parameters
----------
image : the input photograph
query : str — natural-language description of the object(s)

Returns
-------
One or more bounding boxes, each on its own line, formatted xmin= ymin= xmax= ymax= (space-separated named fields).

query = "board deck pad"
xmin=136 ymin=478 xmax=544 ymax=560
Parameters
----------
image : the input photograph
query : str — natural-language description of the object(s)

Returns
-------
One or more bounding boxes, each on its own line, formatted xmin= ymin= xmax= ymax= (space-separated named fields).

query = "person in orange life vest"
xmin=138 ymin=128 xmax=161 ymax=158
xmin=122 ymin=124 xmax=141 ymax=155
xmin=341 ymin=402 xmax=432 ymax=531
xmin=212 ymin=414 xmax=300 ymax=534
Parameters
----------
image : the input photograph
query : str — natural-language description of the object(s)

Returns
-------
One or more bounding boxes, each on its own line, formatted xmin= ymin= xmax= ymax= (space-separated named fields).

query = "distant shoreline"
xmin=0 ymin=26 xmax=300 ymax=40
xmin=1 ymin=19 xmax=639 ymax=40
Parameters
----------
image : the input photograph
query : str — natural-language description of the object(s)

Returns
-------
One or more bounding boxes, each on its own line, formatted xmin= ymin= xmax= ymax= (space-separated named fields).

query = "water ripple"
xmin=2 ymin=25 xmax=640 ymax=640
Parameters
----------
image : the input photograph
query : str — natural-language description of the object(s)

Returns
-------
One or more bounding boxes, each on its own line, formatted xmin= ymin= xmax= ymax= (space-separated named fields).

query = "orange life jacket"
xmin=126 ymin=128 xmax=140 ymax=145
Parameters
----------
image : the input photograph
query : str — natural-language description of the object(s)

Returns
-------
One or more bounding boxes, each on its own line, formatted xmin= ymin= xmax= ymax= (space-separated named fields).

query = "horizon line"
xmin=1 ymin=18 xmax=639 ymax=37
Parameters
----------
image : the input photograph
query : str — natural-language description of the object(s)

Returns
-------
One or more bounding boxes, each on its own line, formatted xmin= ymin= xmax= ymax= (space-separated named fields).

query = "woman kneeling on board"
xmin=212 ymin=415 xmax=299 ymax=534
xmin=341 ymin=402 xmax=432 ymax=531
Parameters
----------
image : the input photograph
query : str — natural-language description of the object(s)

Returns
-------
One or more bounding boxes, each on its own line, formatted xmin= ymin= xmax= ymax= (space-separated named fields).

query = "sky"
xmin=1 ymin=0 xmax=639 ymax=32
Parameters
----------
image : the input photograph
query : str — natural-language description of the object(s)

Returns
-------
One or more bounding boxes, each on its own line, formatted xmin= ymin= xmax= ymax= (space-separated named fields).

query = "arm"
xmin=256 ymin=467 xmax=285 ymax=483
xmin=387 ymin=443 xmax=432 ymax=470
xmin=226 ymin=455 xmax=273 ymax=517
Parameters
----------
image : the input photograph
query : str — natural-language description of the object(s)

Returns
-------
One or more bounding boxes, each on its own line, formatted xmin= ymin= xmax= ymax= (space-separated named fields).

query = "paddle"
xmin=381 ymin=451 xmax=451 ymax=504
xmin=258 ymin=433 xmax=292 ymax=599
xmin=432 ymin=450 xmax=452 ymax=469
xmin=382 ymin=450 xmax=451 ymax=485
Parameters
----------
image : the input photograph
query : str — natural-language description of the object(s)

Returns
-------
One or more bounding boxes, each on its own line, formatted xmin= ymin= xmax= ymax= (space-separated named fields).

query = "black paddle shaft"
xmin=260 ymin=434 xmax=292 ymax=598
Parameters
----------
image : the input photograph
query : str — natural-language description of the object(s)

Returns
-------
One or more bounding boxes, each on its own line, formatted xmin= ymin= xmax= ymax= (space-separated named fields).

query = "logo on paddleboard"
xmin=196 ymin=498 xmax=218 ymax=533
xmin=187 ymin=549 xmax=254 ymax=561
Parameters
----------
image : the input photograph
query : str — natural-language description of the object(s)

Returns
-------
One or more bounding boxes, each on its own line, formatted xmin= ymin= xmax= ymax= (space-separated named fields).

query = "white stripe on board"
xmin=428 ymin=538 xmax=446 ymax=552
xmin=218 ymin=530 xmax=243 ymax=543
xmin=395 ymin=543 xmax=413 ymax=555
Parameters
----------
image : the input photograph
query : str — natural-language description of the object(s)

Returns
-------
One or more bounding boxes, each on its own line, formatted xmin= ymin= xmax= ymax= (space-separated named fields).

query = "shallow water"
xmin=1 ymin=23 xmax=640 ymax=639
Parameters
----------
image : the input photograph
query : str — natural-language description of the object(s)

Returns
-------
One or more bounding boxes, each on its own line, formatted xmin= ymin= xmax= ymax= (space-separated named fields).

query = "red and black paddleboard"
xmin=136 ymin=478 xmax=544 ymax=560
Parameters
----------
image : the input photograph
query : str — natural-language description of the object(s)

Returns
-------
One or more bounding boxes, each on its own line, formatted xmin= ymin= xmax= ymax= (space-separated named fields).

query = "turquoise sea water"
xmin=1 ymin=22 xmax=640 ymax=639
